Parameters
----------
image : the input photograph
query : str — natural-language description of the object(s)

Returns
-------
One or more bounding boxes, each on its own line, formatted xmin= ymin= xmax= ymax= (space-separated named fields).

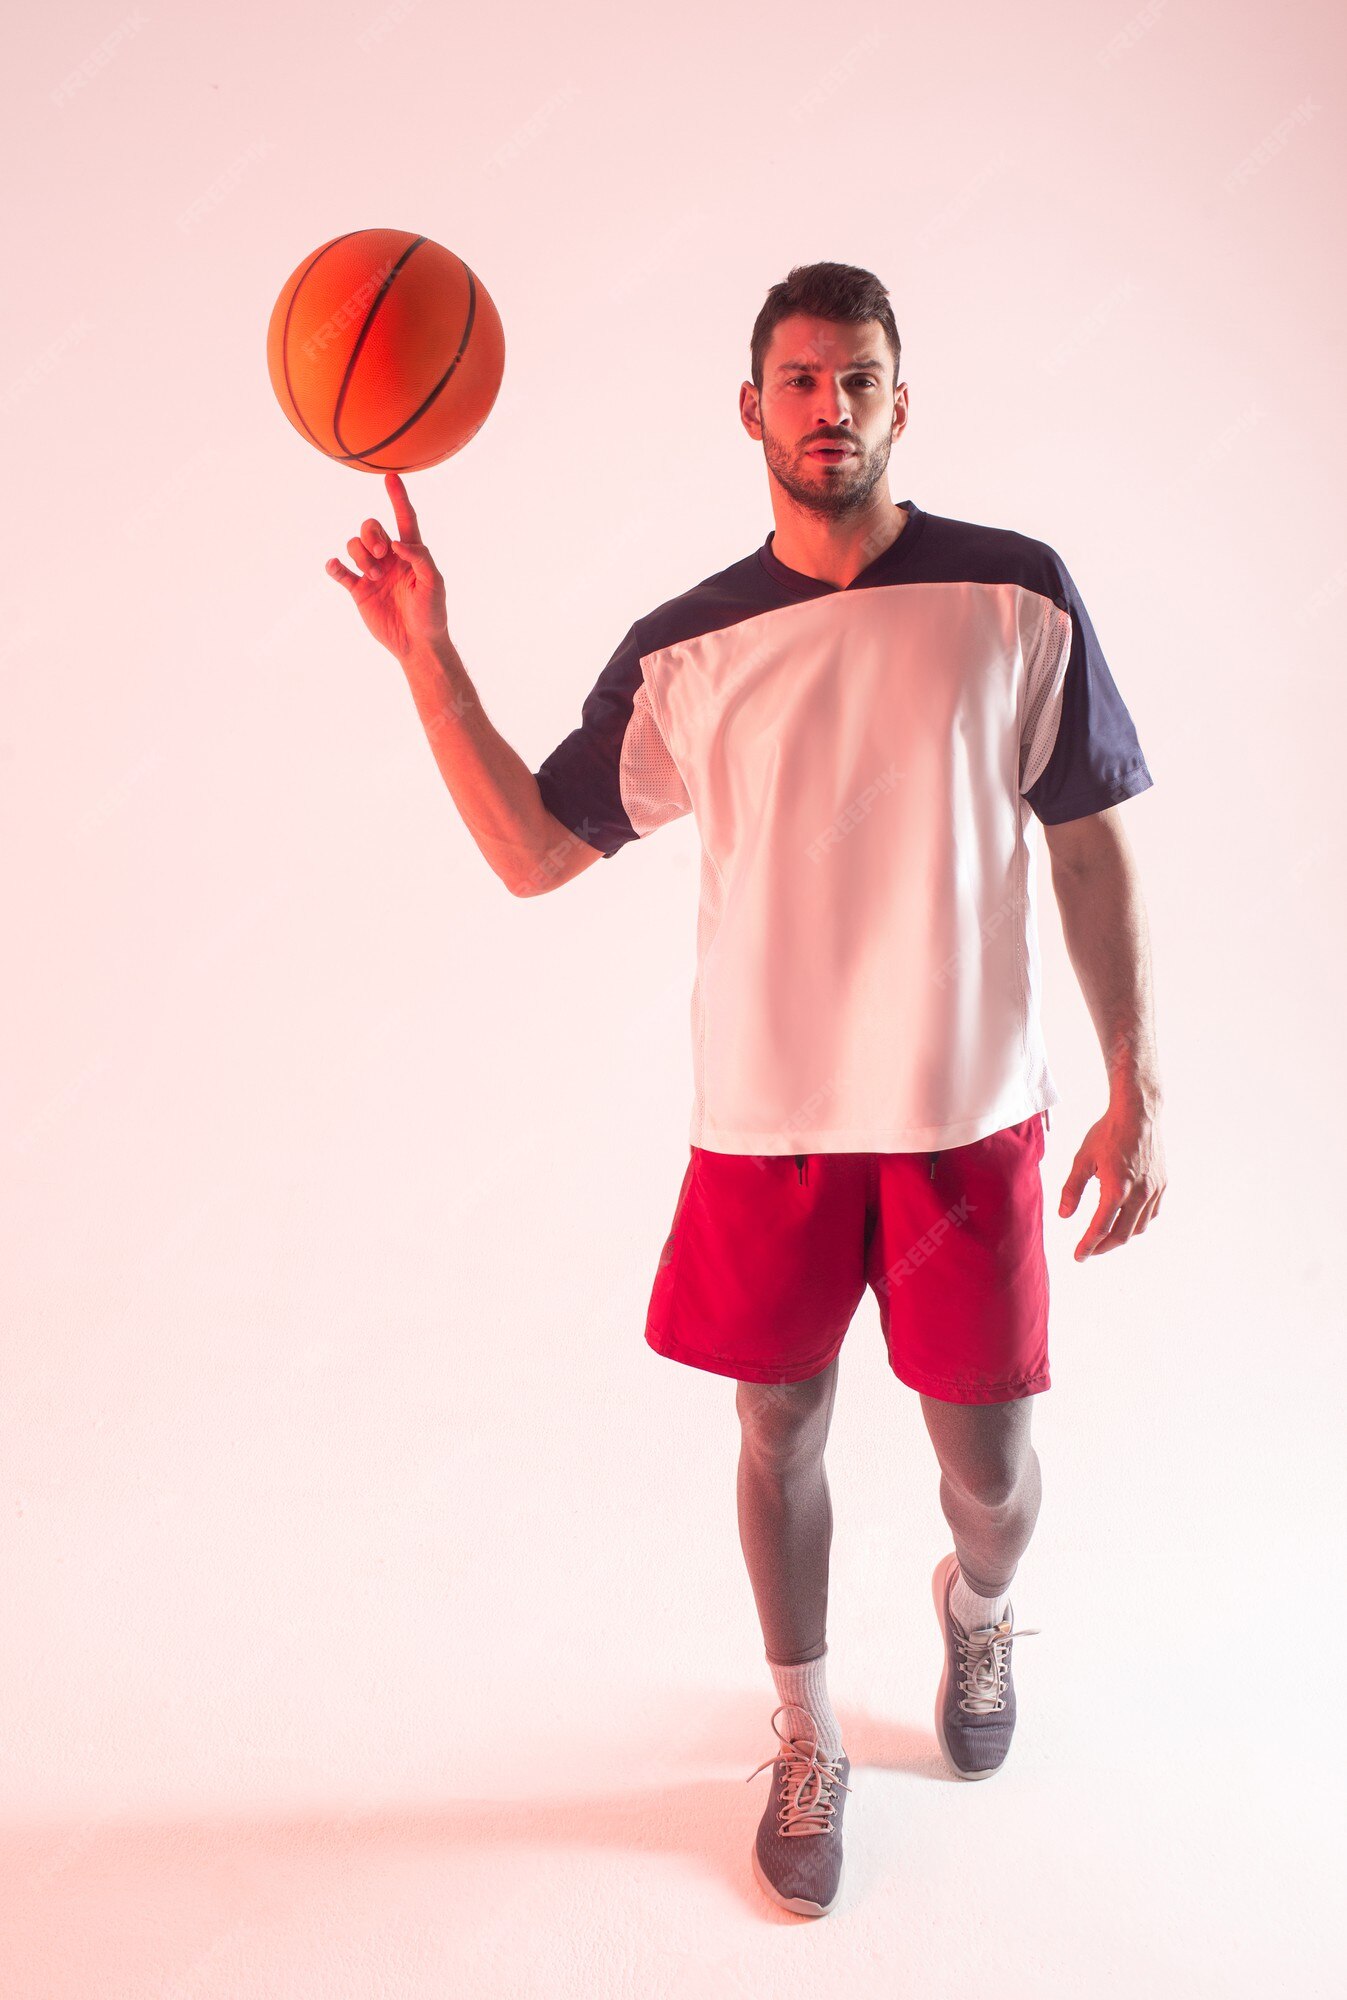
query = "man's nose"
xmin=811 ymin=393 xmax=852 ymax=429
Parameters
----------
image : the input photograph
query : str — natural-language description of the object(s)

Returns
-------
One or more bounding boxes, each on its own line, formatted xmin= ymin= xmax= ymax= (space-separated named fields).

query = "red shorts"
xmin=645 ymin=1114 xmax=1051 ymax=1402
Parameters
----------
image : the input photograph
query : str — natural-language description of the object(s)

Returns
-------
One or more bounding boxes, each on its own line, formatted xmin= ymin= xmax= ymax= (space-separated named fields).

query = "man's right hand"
xmin=325 ymin=470 xmax=449 ymax=660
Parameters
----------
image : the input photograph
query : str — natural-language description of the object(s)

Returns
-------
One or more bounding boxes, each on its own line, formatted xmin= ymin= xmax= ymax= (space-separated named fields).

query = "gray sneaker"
xmin=745 ymin=1705 xmax=853 ymax=1916
xmin=931 ymin=1551 xmax=1042 ymax=1779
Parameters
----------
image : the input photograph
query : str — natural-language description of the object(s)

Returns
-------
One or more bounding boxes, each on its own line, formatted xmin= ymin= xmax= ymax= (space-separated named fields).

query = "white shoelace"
xmin=956 ymin=1616 xmax=1042 ymax=1713
xmin=744 ymin=1703 xmax=853 ymax=1836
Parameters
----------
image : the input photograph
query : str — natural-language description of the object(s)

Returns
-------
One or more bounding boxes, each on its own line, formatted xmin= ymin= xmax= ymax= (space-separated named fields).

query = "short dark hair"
xmin=750 ymin=261 xmax=901 ymax=395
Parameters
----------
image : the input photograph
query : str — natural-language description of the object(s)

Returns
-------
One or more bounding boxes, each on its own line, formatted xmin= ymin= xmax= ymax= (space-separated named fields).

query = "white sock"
xmin=767 ymin=1647 xmax=843 ymax=1760
xmin=950 ymin=1563 xmax=1012 ymax=1634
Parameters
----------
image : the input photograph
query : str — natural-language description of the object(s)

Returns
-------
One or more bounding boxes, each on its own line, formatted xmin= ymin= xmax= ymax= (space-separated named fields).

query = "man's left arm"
xmin=1042 ymin=805 xmax=1167 ymax=1261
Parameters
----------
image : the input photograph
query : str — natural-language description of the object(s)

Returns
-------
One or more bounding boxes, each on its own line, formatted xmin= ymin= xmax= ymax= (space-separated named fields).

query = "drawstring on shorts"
xmin=789 ymin=1126 xmax=1041 ymax=1193
xmin=794 ymin=1152 xmax=937 ymax=1182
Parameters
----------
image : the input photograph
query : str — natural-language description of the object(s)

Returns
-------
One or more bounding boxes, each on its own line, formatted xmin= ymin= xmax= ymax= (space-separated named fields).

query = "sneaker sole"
xmin=751 ymin=1839 xmax=844 ymax=1917
xmin=931 ymin=1552 xmax=998 ymax=1782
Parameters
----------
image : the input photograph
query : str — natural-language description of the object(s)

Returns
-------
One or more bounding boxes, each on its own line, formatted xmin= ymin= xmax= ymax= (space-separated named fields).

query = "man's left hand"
xmin=1057 ymin=1100 xmax=1166 ymax=1260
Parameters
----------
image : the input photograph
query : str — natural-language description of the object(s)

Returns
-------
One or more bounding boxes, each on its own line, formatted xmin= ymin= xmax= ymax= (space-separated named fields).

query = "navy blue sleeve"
xmin=532 ymin=623 xmax=644 ymax=860
xmin=1021 ymin=548 xmax=1154 ymax=826
xmin=532 ymin=622 xmax=692 ymax=859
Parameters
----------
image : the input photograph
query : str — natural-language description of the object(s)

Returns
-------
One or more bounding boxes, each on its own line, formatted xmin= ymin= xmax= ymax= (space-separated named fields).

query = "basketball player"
xmin=325 ymin=261 xmax=1167 ymax=1920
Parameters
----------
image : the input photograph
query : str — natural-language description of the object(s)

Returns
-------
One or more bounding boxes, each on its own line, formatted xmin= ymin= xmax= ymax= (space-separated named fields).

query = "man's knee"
xmin=943 ymin=1442 xmax=1039 ymax=1511
xmin=735 ymin=1372 xmax=833 ymax=1465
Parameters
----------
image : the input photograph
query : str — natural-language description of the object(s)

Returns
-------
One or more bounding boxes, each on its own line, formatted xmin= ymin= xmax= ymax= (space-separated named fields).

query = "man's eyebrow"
xmin=775 ymin=357 xmax=886 ymax=373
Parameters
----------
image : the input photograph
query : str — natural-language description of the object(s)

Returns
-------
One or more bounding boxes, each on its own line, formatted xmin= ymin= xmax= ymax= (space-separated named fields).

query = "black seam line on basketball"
xmin=331 ymin=235 xmax=428 ymax=464
xmin=280 ymin=231 xmax=366 ymax=449
xmin=333 ymin=262 xmax=481 ymax=466
xmin=333 ymin=262 xmax=479 ymax=463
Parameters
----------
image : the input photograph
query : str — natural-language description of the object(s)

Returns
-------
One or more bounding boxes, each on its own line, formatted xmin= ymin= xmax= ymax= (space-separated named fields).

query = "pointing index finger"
xmin=385 ymin=471 xmax=420 ymax=544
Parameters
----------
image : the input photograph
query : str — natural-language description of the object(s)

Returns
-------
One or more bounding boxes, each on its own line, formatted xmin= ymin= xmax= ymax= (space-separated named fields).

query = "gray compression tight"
xmin=734 ymin=1355 xmax=1044 ymax=1666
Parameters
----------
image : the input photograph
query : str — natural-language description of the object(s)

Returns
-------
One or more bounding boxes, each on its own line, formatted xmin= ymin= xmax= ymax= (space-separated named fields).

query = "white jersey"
xmin=534 ymin=500 xmax=1154 ymax=1155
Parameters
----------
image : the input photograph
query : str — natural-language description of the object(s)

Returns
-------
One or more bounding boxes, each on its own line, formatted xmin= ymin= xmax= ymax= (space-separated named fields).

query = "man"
xmin=326 ymin=260 xmax=1167 ymax=1922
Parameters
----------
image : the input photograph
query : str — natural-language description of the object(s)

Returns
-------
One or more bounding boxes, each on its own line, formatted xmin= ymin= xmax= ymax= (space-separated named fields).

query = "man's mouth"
xmin=808 ymin=444 xmax=855 ymax=460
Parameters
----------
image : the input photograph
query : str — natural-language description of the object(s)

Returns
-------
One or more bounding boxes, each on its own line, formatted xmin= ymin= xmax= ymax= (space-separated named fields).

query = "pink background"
xmin=3 ymin=0 xmax=1342 ymax=1991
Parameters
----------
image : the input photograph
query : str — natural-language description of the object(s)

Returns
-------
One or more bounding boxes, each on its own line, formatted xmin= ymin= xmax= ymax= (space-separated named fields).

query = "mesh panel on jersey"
xmin=1019 ymin=595 xmax=1073 ymax=797
xmin=620 ymin=679 xmax=694 ymax=837
xmin=688 ymin=840 xmax=727 ymax=1143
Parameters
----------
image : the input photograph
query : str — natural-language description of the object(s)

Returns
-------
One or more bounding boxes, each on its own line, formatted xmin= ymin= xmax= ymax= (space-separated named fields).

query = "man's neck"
xmin=769 ymin=500 xmax=909 ymax=589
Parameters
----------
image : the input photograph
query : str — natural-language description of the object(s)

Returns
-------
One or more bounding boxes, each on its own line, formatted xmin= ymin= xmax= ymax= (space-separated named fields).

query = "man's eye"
xmin=787 ymin=375 xmax=877 ymax=388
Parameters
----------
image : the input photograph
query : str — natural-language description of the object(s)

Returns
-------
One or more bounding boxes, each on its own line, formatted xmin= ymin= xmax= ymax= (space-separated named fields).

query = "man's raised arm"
xmin=325 ymin=471 xmax=601 ymax=896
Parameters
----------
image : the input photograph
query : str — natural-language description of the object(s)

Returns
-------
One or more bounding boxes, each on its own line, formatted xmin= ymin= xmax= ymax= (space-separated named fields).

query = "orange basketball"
xmin=266 ymin=229 xmax=505 ymax=473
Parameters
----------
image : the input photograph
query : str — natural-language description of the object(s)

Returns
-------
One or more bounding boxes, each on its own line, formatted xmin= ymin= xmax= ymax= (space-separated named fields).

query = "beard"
xmin=760 ymin=420 xmax=892 ymax=518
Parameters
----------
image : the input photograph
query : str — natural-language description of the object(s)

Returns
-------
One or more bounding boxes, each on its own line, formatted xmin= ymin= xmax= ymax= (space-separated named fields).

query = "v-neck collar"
xmin=757 ymin=501 xmax=927 ymax=596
